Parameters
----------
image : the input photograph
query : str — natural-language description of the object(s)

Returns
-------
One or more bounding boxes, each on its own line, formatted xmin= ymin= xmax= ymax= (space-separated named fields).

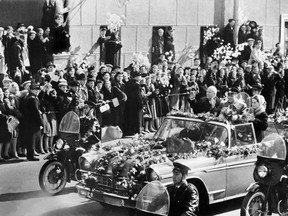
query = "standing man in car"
xmin=167 ymin=162 xmax=198 ymax=216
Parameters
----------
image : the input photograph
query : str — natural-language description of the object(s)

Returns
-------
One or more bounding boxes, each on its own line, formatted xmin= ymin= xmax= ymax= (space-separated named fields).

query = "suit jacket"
xmin=125 ymin=79 xmax=143 ymax=110
xmin=189 ymin=96 xmax=221 ymax=114
xmin=223 ymin=24 xmax=235 ymax=47
xmin=241 ymin=45 xmax=253 ymax=62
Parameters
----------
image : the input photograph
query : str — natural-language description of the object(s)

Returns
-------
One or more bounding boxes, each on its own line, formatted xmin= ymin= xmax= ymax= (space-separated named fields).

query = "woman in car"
xmin=248 ymin=94 xmax=268 ymax=142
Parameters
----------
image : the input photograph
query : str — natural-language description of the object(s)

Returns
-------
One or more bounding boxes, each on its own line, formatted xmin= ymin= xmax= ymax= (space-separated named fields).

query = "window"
xmin=280 ymin=14 xmax=288 ymax=56
xmin=231 ymin=123 xmax=256 ymax=147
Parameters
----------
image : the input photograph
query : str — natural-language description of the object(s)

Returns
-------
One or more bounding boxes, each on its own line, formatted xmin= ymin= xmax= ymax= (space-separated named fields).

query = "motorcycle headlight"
xmin=257 ymin=165 xmax=269 ymax=178
xmin=55 ymin=139 xmax=64 ymax=149
xmin=79 ymin=157 xmax=92 ymax=170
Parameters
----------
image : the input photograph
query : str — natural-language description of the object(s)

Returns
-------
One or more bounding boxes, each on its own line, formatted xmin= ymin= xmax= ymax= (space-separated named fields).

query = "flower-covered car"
xmin=75 ymin=112 xmax=264 ymax=210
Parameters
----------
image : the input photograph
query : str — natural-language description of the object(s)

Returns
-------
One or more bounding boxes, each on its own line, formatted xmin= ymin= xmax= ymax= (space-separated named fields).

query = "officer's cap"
xmin=173 ymin=162 xmax=190 ymax=175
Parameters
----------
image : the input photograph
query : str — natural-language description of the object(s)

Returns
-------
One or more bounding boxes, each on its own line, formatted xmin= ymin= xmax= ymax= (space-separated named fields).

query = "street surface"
xmin=0 ymin=155 xmax=244 ymax=216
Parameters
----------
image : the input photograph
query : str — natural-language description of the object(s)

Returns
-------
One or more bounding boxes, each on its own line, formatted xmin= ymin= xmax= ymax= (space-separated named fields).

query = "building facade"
xmin=1 ymin=0 xmax=288 ymax=68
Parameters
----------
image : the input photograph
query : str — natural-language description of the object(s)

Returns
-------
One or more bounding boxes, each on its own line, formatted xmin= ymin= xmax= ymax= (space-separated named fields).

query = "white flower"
xmin=106 ymin=13 xmax=125 ymax=33
xmin=130 ymin=167 xmax=137 ymax=174
xmin=220 ymin=141 xmax=225 ymax=147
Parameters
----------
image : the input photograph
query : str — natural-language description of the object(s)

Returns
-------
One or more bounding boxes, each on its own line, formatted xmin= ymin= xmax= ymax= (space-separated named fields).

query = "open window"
xmin=151 ymin=26 xmax=173 ymax=65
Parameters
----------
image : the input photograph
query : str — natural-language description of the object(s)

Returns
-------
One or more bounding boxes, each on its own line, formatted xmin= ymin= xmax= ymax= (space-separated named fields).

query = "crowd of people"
xmin=0 ymin=14 xmax=288 ymax=163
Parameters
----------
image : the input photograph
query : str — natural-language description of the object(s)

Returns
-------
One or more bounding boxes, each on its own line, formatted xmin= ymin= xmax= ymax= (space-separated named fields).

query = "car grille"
xmin=97 ymin=174 xmax=126 ymax=190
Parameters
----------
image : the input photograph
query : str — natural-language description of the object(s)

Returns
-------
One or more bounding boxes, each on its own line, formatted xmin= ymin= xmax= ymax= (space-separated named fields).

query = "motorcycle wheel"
xmin=240 ymin=191 xmax=268 ymax=216
xmin=39 ymin=160 xmax=67 ymax=195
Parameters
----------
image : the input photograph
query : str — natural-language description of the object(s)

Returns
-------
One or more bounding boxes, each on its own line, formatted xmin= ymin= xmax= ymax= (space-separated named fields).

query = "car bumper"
xmin=76 ymin=183 xmax=136 ymax=208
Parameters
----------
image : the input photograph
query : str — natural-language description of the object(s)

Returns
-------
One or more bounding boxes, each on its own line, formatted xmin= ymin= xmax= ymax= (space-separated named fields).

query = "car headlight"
xmin=79 ymin=157 xmax=92 ymax=170
xmin=257 ymin=165 xmax=269 ymax=178
xmin=55 ymin=139 xmax=64 ymax=149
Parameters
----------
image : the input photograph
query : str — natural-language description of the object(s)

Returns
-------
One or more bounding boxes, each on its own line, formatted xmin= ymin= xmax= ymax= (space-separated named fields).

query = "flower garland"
xmin=167 ymin=138 xmax=259 ymax=161
xmin=211 ymin=42 xmax=246 ymax=64
xmin=268 ymin=108 xmax=288 ymax=131
xmin=106 ymin=13 xmax=125 ymax=33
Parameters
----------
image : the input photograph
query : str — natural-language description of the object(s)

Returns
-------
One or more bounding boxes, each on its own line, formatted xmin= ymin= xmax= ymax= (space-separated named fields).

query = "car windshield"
xmin=258 ymin=133 xmax=287 ymax=160
xmin=154 ymin=117 xmax=228 ymax=153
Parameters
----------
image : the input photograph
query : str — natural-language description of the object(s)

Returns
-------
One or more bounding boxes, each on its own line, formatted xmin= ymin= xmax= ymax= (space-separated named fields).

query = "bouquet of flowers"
xmin=165 ymin=50 xmax=174 ymax=62
xmin=203 ymin=26 xmax=219 ymax=46
xmin=212 ymin=42 xmax=234 ymax=63
xmin=106 ymin=13 xmax=125 ymax=33
xmin=232 ymin=42 xmax=246 ymax=58
xmin=131 ymin=52 xmax=151 ymax=70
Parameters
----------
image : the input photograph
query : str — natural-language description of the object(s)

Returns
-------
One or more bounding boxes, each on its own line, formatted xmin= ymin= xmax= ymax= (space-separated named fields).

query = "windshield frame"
xmin=154 ymin=116 xmax=230 ymax=148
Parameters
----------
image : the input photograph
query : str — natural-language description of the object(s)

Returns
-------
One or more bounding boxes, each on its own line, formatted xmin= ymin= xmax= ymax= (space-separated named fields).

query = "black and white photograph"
xmin=1 ymin=0 xmax=288 ymax=215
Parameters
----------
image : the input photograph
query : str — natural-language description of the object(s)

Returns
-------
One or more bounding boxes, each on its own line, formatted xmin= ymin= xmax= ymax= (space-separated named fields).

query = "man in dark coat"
xmin=188 ymin=85 xmax=220 ymax=114
xmin=223 ymin=19 xmax=235 ymax=48
xmin=261 ymin=65 xmax=281 ymax=114
xmin=124 ymin=70 xmax=143 ymax=136
xmin=79 ymin=101 xmax=101 ymax=151
xmin=152 ymin=28 xmax=165 ymax=65
xmin=2 ymin=26 xmax=16 ymax=73
xmin=22 ymin=83 xmax=43 ymax=161
xmin=240 ymin=38 xmax=254 ymax=62
xmin=167 ymin=162 xmax=198 ymax=216
xmin=10 ymin=34 xmax=26 ymax=84
xmin=164 ymin=26 xmax=175 ymax=61
xmin=27 ymin=31 xmax=44 ymax=78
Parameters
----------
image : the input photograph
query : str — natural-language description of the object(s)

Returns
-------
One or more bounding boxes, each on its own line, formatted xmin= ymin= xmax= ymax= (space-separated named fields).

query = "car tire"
xmin=240 ymin=191 xmax=267 ymax=216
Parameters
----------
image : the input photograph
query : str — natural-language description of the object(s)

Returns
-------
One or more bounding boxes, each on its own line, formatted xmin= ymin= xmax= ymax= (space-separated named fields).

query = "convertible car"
xmin=75 ymin=112 xmax=279 ymax=211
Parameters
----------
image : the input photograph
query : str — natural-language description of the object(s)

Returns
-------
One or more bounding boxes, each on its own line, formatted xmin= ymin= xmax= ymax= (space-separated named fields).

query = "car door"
xmin=225 ymin=123 xmax=258 ymax=198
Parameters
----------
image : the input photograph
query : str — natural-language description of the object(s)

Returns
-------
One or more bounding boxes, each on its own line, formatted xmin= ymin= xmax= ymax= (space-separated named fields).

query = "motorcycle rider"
xmin=57 ymin=80 xmax=80 ymax=122
xmin=79 ymin=100 xmax=101 ymax=152
xmin=167 ymin=162 xmax=198 ymax=216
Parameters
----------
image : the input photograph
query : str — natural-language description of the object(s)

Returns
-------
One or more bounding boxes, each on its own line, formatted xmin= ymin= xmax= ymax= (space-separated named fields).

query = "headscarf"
xmin=252 ymin=95 xmax=266 ymax=115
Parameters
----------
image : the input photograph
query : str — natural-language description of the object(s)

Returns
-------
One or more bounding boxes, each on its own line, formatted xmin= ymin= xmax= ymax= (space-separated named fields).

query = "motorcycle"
xmin=39 ymin=111 xmax=84 ymax=195
xmin=241 ymin=133 xmax=288 ymax=216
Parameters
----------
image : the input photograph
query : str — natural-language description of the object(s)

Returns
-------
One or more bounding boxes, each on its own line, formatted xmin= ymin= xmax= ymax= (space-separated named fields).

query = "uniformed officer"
xmin=167 ymin=162 xmax=198 ymax=216
xmin=79 ymin=100 xmax=101 ymax=151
